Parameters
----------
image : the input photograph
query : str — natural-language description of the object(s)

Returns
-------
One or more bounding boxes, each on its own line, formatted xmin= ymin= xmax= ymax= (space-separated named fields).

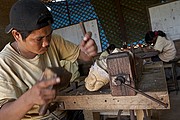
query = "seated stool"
xmin=163 ymin=59 xmax=179 ymax=94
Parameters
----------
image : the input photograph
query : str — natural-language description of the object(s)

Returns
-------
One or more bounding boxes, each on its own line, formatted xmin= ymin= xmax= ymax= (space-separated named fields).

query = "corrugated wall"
xmin=91 ymin=0 xmax=160 ymax=48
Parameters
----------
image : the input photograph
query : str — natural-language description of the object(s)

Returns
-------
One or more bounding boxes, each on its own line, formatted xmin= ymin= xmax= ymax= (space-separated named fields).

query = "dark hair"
xmin=145 ymin=30 xmax=167 ymax=44
xmin=107 ymin=44 xmax=116 ymax=54
xmin=16 ymin=30 xmax=32 ymax=40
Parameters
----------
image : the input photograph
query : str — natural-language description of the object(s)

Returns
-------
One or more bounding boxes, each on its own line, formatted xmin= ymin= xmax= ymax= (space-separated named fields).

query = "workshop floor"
xmin=159 ymin=87 xmax=180 ymax=120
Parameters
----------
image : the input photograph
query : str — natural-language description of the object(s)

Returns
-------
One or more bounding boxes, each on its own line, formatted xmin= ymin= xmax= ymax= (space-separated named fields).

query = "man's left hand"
xmin=79 ymin=32 xmax=97 ymax=60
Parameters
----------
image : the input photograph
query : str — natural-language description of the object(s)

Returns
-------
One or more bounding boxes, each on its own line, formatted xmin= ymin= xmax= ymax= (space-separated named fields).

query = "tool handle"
xmin=79 ymin=22 xmax=86 ymax=36
xmin=38 ymin=72 xmax=50 ymax=116
xmin=39 ymin=104 xmax=49 ymax=116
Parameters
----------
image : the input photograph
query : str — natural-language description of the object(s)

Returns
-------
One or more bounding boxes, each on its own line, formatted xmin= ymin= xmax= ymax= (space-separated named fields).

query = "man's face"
xmin=21 ymin=25 xmax=53 ymax=55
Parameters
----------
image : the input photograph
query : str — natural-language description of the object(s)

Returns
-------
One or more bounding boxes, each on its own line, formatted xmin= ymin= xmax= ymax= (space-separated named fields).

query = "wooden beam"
xmin=55 ymin=91 xmax=169 ymax=110
xmin=115 ymin=0 xmax=128 ymax=42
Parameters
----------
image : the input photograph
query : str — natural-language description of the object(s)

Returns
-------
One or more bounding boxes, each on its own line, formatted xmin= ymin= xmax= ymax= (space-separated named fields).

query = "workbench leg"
xmin=136 ymin=110 xmax=153 ymax=120
xmin=83 ymin=110 xmax=100 ymax=120
xmin=136 ymin=110 xmax=144 ymax=120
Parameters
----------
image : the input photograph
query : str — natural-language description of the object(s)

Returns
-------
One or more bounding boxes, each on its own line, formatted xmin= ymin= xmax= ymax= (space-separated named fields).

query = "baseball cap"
xmin=5 ymin=0 xmax=53 ymax=33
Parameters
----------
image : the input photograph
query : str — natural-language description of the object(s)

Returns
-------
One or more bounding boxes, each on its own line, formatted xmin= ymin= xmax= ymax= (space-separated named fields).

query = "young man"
xmin=0 ymin=0 xmax=97 ymax=120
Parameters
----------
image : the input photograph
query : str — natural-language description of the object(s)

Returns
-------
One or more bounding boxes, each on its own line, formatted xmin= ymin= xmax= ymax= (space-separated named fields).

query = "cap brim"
xmin=5 ymin=24 xmax=13 ymax=34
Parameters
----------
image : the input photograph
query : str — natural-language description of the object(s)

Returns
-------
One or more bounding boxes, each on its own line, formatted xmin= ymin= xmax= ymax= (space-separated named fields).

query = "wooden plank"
xmin=55 ymin=91 xmax=169 ymax=110
xmin=143 ymin=62 xmax=164 ymax=69
xmin=139 ymin=62 xmax=168 ymax=92
xmin=107 ymin=52 xmax=136 ymax=96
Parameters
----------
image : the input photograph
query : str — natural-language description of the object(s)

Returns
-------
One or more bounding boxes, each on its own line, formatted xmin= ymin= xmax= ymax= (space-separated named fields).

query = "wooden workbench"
xmin=55 ymin=61 xmax=170 ymax=120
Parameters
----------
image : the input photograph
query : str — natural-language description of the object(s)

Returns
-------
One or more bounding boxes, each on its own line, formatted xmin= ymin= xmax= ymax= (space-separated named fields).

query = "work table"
xmin=55 ymin=61 xmax=170 ymax=120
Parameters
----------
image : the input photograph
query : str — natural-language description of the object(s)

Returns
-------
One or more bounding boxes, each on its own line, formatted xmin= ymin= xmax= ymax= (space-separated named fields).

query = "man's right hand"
xmin=27 ymin=77 xmax=60 ymax=106
xmin=0 ymin=77 xmax=60 ymax=120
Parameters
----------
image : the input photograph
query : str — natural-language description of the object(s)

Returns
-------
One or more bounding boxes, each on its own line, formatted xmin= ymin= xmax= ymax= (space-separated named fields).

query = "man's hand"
xmin=0 ymin=77 xmax=60 ymax=120
xmin=79 ymin=32 xmax=97 ymax=61
xmin=27 ymin=77 xmax=60 ymax=106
